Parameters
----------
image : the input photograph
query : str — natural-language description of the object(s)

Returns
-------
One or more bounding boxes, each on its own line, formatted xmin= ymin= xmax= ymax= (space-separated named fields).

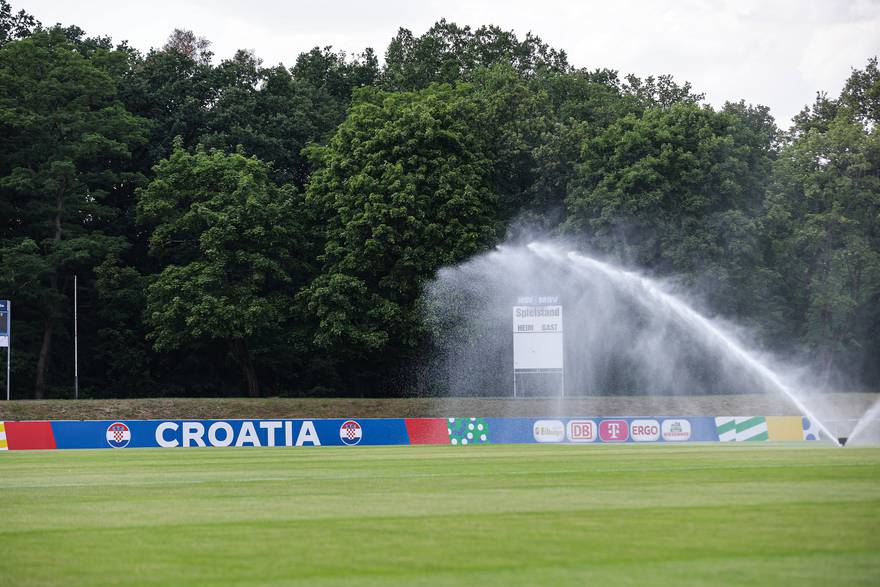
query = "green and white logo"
xmin=447 ymin=418 xmax=489 ymax=445
xmin=715 ymin=416 xmax=769 ymax=442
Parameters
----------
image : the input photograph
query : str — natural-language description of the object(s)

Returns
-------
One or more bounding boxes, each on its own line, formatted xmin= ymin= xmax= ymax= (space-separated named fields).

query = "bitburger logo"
xmin=533 ymin=420 xmax=565 ymax=443
xmin=661 ymin=419 xmax=691 ymax=441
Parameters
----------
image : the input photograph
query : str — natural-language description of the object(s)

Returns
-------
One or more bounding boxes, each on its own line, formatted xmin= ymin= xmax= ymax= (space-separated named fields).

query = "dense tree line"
xmin=1 ymin=2 xmax=878 ymax=398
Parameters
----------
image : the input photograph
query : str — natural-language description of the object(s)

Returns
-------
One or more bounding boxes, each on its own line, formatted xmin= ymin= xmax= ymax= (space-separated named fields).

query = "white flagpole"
xmin=74 ymin=275 xmax=78 ymax=400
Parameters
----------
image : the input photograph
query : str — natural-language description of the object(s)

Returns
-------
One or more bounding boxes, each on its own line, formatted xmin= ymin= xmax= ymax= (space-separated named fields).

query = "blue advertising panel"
xmin=49 ymin=418 xmax=411 ymax=450
xmin=484 ymin=417 xmax=718 ymax=444
xmin=0 ymin=415 xmax=813 ymax=450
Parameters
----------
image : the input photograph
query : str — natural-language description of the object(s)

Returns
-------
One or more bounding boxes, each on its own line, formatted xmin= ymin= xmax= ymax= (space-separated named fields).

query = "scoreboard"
xmin=0 ymin=300 xmax=8 ymax=348
xmin=512 ymin=296 xmax=563 ymax=397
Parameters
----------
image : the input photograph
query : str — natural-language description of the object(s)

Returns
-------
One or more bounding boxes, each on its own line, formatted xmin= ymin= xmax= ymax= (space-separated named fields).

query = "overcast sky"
xmin=18 ymin=0 xmax=880 ymax=127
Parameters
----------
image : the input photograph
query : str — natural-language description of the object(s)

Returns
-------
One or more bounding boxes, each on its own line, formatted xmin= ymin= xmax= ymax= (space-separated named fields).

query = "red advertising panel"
xmin=5 ymin=421 xmax=56 ymax=450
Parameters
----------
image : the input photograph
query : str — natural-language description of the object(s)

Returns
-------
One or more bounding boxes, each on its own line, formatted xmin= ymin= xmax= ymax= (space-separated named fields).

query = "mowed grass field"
xmin=1 ymin=444 xmax=878 ymax=586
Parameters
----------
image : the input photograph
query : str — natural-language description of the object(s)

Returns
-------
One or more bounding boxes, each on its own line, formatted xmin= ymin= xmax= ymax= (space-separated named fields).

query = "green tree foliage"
xmin=839 ymin=57 xmax=880 ymax=128
xmin=520 ymin=68 xmax=703 ymax=232
xmin=119 ymin=37 xmax=217 ymax=164
xmin=620 ymin=73 xmax=705 ymax=110
xmin=469 ymin=66 xmax=554 ymax=222
xmin=1 ymin=6 xmax=877 ymax=396
xmin=0 ymin=28 xmax=147 ymax=397
xmin=564 ymin=101 xmax=777 ymax=316
xmin=137 ymin=144 xmax=307 ymax=396
xmin=519 ymin=70 xmax=623 ymax=229
xmin=197 ymin=49 xmax=363 ymax=186
xmin=0 ymin=0 xmax=39 ymax=46
xmin=292 ymin=46 xmax=379 ymax=103
xmin=122 ymin=35 xmax=376 ymax=187
xmin=303 ymin=85 xmax=501 ymax=384
xmin=382 ymin=19 xmax=568 ymax=91
xmin=764 ymin=62 xmax=880 ymax=377
xmin=92 ymin=256 xmax=154 ymax=393
xmin=163 ymin=28 xmax=212 ymax=64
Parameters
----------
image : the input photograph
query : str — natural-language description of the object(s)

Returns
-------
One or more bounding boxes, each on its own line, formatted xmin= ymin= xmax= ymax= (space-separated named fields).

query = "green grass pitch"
xmin=1 ymin=443 xmax=878 ymax=586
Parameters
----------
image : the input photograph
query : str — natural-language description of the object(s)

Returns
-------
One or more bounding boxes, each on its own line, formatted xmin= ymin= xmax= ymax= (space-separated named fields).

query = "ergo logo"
xmin=630 ymin=419 xmax=660 ymax=442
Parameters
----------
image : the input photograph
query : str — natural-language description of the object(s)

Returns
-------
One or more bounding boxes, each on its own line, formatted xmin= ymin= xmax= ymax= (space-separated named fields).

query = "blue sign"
xmin=0 ymin=415 xmax=816 ymax=450
xmin=0 ymin=299 xmax=8 ymax=348
xmin=49 ymin=418 xmax=412 ymax=449
xmin=0 ymin=300 xmax=8 ymax=335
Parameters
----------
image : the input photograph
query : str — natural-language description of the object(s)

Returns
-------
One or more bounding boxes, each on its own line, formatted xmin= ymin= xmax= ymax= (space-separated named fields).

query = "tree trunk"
xmin=35 ymin=183 xmax=66 ymax=399
xmin=34 ymin=315 xmax=54 ymax=400
xmin=229 ymin=338 xmax=260 ymax=397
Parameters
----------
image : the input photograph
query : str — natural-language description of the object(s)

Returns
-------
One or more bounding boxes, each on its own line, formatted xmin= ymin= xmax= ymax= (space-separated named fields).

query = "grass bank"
xmin=1 ymin=393 xmax=876 ymax=421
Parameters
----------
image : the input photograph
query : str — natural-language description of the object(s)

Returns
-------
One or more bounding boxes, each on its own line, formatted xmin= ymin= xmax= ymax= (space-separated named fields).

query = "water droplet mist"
xmin=421 ymin=240 xmax=842 ymax=445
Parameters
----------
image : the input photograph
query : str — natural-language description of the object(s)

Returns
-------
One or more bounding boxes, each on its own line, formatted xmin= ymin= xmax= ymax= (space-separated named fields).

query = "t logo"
xmin=599 ymin=420 xmax=629 ymax=442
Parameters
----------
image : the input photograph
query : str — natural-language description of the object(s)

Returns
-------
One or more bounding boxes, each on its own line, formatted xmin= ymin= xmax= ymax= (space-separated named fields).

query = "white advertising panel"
xmin=513 ymin=305 xmax=563 ymax=370
xmin=661 ymin=419 xmax=692 ymax=441
xmin=567 ymin=420 xmax=597 ymax=442
xmin=630 ymin=419 xmax=661 ymax=442
xmin=533 ymin=420 xmax=565 ymax=443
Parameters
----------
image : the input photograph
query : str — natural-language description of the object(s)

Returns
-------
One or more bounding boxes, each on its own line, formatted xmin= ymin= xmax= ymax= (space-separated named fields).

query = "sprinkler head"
xmin=838 ymin=437 xmax=848 ymax=447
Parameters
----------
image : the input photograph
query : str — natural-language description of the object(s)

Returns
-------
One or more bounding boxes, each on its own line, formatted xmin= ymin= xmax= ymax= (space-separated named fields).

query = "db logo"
xmin=106 ymin=422 xmax=131 ymax=448
xmin=599 ymin=420 xmax=629 ymax=442
xmin=339 ymin=420 xmax=362 ymax=446
xmin=567 ymin=420 xmax=597 ymax=442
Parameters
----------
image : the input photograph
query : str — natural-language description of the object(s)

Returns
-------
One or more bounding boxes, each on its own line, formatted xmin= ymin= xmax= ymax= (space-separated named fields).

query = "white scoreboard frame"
xmin=512 ymin=297 xmax=564 ymax=398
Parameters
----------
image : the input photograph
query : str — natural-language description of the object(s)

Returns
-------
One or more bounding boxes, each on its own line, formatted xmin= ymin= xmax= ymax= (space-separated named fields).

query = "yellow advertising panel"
xmin=766 ymin=416 xmax=804 ymax=441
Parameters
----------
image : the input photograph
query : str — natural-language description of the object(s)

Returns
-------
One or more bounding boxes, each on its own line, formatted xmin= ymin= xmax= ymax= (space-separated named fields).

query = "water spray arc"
xmin=847 ymin=397 xmax=880 ymax=446
xmin=526 ymin=242 xmax=841 ymax=447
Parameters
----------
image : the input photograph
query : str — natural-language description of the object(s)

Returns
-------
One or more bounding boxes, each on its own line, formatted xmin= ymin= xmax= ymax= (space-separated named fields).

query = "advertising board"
xmin=567 ymin=420 xmax=597 ymax=442
xmin=630 ymin=419 xmax=661 ymax=442
xmin=533 ymin=420 xmax=565 ymax=442
xmin=0 ymin=300 xmax=8 ymax=348
xmin=0 ymin=416 xmax=819 ymax=450
xmin=512 ymin=299 xmax=563 ymax=371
